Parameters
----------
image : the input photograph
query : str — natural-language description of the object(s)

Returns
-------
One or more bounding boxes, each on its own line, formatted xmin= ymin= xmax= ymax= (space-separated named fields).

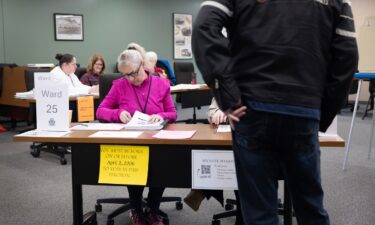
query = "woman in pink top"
xmin=96 ymin=49 xmax=176 ymax=225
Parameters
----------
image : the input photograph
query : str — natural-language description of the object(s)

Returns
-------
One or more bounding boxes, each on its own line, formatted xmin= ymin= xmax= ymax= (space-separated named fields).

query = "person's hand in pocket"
xmin=226 ymin=106 xmax=247 ymax=130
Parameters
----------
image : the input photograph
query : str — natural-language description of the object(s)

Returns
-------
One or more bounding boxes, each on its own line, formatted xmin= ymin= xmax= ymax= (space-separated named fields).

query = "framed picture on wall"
xmin=54 ymin=13 xmax=84 ymax=41
xmin=173 ymin=13 xmax=192 ymax=59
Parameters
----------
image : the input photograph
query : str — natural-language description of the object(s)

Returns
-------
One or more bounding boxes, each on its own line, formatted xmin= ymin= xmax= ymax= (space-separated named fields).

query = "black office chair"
xmin=173 ymin=62 xmax=212 ymax=124
xmin=0 ymin=64 xmax=18 ymax=128
xmin=95 ymin=73 xmax=183 ymax=225
xmin=98 ymin=73 xmax=122 ymax=103
xmin=24 ymin=68 xmax=71 ymax=165
xmin=75 ymin=67 xmax=87 ymax=80
xmin=113 ymin=62 xmax=120 ymax=73
xmin=362 ymin=79 xmax=375 ymax=119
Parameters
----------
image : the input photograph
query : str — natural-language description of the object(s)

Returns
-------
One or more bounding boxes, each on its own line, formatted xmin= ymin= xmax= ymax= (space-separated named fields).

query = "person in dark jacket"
xmin=192 ymin=1 xmax=358 ymax=225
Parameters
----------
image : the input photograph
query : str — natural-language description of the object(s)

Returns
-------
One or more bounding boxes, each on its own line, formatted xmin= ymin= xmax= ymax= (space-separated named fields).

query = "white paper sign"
xmin=192 ymin=150 xmax=238 ymax=190
xmin=34 ymin=72 xmax=69 ymax=131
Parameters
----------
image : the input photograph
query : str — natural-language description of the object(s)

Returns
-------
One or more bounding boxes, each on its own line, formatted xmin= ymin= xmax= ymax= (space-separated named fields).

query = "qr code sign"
xmin=201 ymin=165 xmax=211 ymax=175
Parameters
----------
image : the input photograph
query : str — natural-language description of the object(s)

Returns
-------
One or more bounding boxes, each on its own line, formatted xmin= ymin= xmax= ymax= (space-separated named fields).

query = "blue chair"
xmin=157 ymin=59 xmax=176 ymax=85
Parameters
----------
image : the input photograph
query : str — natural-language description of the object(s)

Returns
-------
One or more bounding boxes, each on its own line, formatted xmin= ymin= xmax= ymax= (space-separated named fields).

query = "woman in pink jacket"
xmin=96 ymin=49 xmax=177 ymax=225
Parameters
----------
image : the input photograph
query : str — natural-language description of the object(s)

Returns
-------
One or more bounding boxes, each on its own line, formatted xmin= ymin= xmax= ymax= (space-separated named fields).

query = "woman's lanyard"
xmin=132 ymin=75 xmax=153 ymax=113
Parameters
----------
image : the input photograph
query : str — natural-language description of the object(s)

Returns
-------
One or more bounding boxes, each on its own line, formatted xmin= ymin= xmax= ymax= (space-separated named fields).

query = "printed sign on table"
xmin=192 ymin=150 xmax=238 ymax=190
xmin=98 ymin=145 xmax=149 ymax=185
xmin=34 ymin=72 xmax=69 ymax=131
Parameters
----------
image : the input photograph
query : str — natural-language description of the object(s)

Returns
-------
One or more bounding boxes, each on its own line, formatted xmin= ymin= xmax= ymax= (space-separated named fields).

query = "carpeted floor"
xmin=0 ymin=106 xmax=374 ymax=225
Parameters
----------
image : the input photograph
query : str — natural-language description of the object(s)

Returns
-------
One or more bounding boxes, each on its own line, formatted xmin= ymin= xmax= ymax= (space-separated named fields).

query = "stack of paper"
xmin=170 ymin=84 xmax=207 ymax=91
xmin=124 ymin=111 xmax=167 ymax=130
xmin=15 ymin=91 xmax=34 ymax=99
xmin=69 ymin=92 xmax=99 ymax=97
xmin=27 ymin=63 xmax=55 ymax=68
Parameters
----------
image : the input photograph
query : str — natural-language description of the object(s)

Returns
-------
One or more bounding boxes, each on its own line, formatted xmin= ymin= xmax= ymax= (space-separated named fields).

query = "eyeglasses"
xmin=124 ymin=64 xmax=141 ymax=78
xmin=94 ymin=63 xmax=103 ymax=66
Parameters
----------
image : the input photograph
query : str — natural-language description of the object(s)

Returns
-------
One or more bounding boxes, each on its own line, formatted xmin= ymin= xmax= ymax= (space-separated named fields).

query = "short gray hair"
xmin=117 ymin=49 xmax=143 ymax=71
xmin=145 ymin=51 xmax=158 ymax=71
xmin=127 ymin=42 xmax=146 ymax=59
xmin=145 ymin=51 xmax=158 ymax=62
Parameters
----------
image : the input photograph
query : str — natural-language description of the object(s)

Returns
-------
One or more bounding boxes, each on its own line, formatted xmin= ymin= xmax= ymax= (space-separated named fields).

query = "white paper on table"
xmin=68 ymin=92 xmax=99 ymax=97
xmin=170 ymin=84 xmax=207 ymax=91
xmin=14 ymin=90 xmax=34 ymax=99
xmin=319 ymin=116 xmax=338 ymax=137
xmin=89 ymin=131 xmax=142 ymax=138
xmin=217 ymin=125 xmax=231 ymax=133
xmin=70 ymin=123 xmax=126 ymax=131
xmin=124 ymin=111 xmax=166 ymax=130
xmin=192 ymin=150 xmax=238 ymax=190
xmin=152 ymin=130 xmax=196 ymax=139
xmin=16 ymin=130 xmax=70 ymax=137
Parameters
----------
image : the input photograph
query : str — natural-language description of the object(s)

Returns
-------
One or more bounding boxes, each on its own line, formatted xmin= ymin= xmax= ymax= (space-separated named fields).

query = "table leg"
xmin=71 ymin=145 xmax=83 ymax=225
xmin=283 ymin=182 xmax=292 ymax=225
xmin=72 ymin=183 xmax=83 ymax=225
xmin=369 ymin=94 xmax=375 ymax=159
xmin=343 ymin=79 xmax=363 ymax=170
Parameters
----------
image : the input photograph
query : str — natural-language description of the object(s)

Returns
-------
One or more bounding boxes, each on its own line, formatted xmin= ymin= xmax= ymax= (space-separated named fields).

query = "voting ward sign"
xmin=34 ymin=73 xmax=69 ymax=131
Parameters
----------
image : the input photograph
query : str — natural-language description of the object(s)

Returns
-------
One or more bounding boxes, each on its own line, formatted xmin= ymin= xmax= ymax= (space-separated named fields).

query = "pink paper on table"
xmin=152 ymin=130 xmax=196 ymax=139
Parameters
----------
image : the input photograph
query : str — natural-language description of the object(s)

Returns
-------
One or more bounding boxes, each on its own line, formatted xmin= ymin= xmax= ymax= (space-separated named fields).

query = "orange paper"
xmin=77 ymin=96 xmax=94 ymax=122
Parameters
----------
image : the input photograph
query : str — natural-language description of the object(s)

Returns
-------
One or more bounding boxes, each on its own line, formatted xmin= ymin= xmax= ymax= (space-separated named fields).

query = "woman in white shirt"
xmin=51 ymin=53 xmax=98 ymax=95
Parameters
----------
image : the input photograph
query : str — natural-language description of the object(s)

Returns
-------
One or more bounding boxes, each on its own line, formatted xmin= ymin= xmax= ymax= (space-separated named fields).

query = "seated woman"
xmin=51 ymin=53 xmax=98 ymax=95
xmin=96 ymin=49 xmax=177 ymax=225
xmin=184 ymin=98 xmax=243 ymax=225
xmin=145 ymin=51 xmax=168 ymax=79
xmin=80 ymin=53 xmax=106 ymax=86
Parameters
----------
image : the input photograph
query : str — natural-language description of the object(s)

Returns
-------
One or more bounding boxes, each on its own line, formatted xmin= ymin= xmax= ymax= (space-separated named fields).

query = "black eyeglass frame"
xmin=123 ymin=63 xmax=142 ymax=78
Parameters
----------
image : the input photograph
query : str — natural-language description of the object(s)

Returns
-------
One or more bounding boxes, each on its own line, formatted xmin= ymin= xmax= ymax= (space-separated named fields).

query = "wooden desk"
xmin=13 ymin=124 xmax=345 ymax=225
xmin=0 ymin=66 xmax=28 ymax=108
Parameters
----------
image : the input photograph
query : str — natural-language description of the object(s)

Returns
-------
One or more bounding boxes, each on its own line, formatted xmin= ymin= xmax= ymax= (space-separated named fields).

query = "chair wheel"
xmin=60 ymin=157 xmax=67 ymax=165
xmin=212 ymin=219 xmax=221 ymax=225
xmin=225 ymin=203 xmax=234 ymax=211
xmin=107 ymin=219 xmax=114 ymax=225
xmin=30 ymin=147 xmax=40 ymax=157
xmin=82 ymin=211 xmax=97 ymax=225
xmin=176 ymin=201 xmax=183 ymax=210
xmin=95 ymin=203 xmax=102 ymax=212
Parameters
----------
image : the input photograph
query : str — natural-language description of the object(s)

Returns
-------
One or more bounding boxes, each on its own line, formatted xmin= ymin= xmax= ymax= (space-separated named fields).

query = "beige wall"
xmin=350 ymin=0 xmax=375 ymax=101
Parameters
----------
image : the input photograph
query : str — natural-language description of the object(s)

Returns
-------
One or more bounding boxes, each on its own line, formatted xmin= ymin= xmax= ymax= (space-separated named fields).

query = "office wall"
xmin=351 ymin=0 xmax=375 ymax=101
xmin=0 ymin=0 xmax=4 ymax=63
xmin=0 ymin=0 xmax=202 ymax=74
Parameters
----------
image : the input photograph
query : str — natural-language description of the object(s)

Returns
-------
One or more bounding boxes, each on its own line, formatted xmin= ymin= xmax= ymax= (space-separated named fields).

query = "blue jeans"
xmin=232 ymin=107 xmax=330 ymax=225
